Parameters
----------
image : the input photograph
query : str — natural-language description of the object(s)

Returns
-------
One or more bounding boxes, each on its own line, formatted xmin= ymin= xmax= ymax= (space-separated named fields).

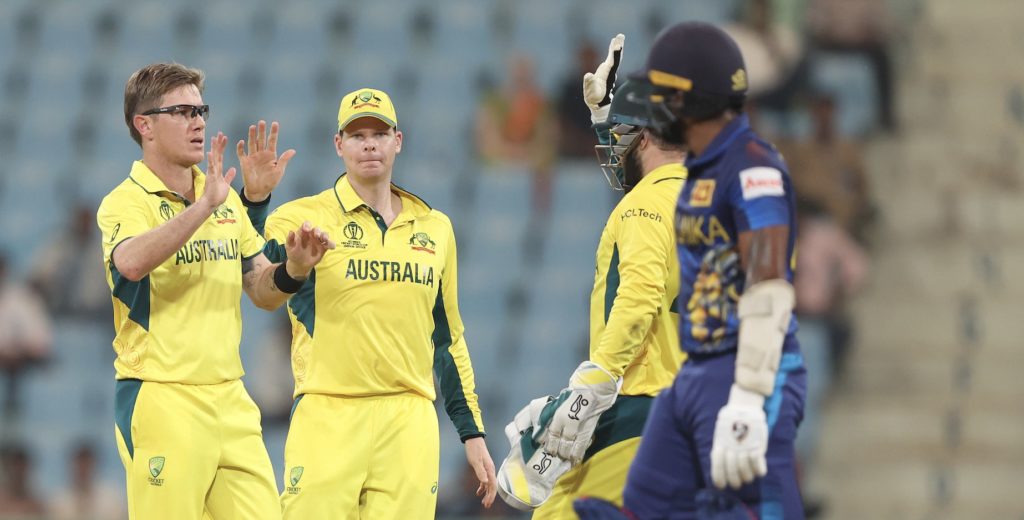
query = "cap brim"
xmin=339 ymin=112 xmax=397 ymax=131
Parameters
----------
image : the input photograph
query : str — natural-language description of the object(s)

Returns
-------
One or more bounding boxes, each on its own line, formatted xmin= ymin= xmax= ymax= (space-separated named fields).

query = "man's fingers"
xmin=735 ymin=451 xmax=755 ymax=485
xmin=710 ymin=448 xmax=727 ymax=489
xmin=609 ymin=33 xmax=625 ymax=53
xmin=268 ymin=121 xmax=280 ymax=154
xmin=236 ymin=139 xmax=245 ymax=161
xmin=257 ymin=120 xmax=267 ymax=151
xmin=725 ymin=450 xmax=742 ymax=489
xmin=223 ymin=167 xmax=236 ymax=186
xmin=279 ymin=149 xmax=297 ymax=170
xmin=754 ymin=453 xmax=768 ymax=478
xmin=247 ymin=124 xmax=257 ymax=154
xmin=286 ymin=230 xmax=296 ymax=249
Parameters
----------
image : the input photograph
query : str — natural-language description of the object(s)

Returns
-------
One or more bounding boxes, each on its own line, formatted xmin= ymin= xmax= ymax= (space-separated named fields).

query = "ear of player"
xmin=583 ymin=33 xmax=625 ymax=124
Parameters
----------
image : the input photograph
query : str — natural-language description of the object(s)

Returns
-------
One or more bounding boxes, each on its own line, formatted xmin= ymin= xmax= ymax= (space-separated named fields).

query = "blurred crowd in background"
xmin=0 ymin=0 xmax=911 ymax=518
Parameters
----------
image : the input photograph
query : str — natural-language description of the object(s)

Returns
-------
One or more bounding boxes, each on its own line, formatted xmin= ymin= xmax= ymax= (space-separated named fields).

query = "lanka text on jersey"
xmin=674 ymin=114 xmax=799 ymax=355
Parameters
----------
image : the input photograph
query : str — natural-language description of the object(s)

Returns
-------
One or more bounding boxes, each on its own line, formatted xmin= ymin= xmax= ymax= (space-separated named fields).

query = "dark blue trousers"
xmin=623 ymin=349 xmax=806 ymax=519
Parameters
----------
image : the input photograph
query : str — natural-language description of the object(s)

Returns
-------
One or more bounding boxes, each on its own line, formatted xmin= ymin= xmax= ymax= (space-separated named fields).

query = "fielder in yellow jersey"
xmin=495 ymin=36 xmax=686 ymax=517
xmin=243 ymin=88 xmax=497 ymax=519
xmin=98 ymin=63 xmax=332 ymax=520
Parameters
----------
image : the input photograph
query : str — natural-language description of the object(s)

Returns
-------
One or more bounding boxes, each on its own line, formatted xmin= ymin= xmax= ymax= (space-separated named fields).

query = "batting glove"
xmin=710 ymin=385 xmax=769 ymax=490
xmin=538 ymin=361 xmax=620 ymax=465
xmin=583 ymin=33 xmax=625 ymax=124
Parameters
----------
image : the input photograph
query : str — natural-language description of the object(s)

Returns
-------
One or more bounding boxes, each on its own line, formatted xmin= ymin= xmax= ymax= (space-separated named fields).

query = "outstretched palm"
xmin=237 ymin=120 xmax=296 ymax=202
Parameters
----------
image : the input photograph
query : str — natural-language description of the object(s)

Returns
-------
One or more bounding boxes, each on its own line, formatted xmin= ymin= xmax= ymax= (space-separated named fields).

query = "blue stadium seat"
xmin=810 ymin=52 xmax=879 ymax=137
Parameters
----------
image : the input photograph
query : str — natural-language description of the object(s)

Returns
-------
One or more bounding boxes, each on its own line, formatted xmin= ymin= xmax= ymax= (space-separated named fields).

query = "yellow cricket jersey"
xmin=256 ymin=174 xmax=485 ymax=439
xmin=96 ymin=161 xmax=267 ymax=384
xmin=590 ymin=163 xmax=688 ymax=396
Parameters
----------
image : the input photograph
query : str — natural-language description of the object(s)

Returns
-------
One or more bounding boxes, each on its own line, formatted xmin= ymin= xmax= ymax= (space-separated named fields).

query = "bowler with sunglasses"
xmin=96 ymin=62 xmax=335 ymax=520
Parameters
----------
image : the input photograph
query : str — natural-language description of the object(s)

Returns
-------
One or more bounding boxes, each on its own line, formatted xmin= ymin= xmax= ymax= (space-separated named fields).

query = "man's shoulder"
xmin=99 ymin=177 xmax=147 ymax=211
xmin=727 ymin=133 xmax=788 ymax=174
xmin=271 ymin=190 xmax=333 ymax=220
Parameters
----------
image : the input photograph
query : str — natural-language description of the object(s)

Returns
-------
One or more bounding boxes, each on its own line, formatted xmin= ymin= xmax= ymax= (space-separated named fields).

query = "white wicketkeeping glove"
xmin=496 ymin=397 xmax=572 ymax=511
xmin=710 ymin=385 xmax=769 ymax=490
xmin=538 ymin=361 xmax=620 ymax=465
xmin=583 ymin=33 xmax=625 ymax=124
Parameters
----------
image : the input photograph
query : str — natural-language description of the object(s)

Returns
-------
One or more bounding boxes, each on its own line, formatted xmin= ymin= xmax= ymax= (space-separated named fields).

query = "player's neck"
xmin=349 ymin=175 xmax=400 ymax=223
xmin=687 ymin=113 xmax=735 ymax=158
xmin=641 ymin=151 xmax=685 ymax=177
xmin=141 ymin=150 xmax=195 ymax=199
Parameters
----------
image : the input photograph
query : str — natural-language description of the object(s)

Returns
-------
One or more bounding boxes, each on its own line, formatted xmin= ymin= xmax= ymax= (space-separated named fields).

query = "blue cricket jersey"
xmin=675 ymin=114 xmax=799 ymax=355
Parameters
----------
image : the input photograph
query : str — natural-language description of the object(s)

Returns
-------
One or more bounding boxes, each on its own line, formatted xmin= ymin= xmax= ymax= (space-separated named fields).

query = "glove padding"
xmin=583 ymin=33 xmax=625 ymax=123
xmin=538 ymin=361 xmax=620 ymax=465
xmin=496 ymin=397 xmax=572 ymax=511
xmin=710 ymin=385 xmax=769 ymax=490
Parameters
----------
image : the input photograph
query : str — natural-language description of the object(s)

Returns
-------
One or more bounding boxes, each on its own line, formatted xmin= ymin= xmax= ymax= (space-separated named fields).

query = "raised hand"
xmin=237 ymin=120 xmax=296 ymax=202
xmin=201 ymin=132 xmax=237 ymax=212
xmin=583 ymin=33 xmax=625 ymax=122
xmin=283 ymin=221 xmax=335 ymax=279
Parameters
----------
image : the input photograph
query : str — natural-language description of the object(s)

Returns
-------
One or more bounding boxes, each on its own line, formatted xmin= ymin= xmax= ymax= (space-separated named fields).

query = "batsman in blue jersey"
xmin=601 ymin=22 xmax=807 ymax=519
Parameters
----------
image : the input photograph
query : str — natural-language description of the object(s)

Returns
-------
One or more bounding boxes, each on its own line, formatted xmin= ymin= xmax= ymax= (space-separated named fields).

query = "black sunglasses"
xmin=141 ymin=104 xmax=210 ymax=120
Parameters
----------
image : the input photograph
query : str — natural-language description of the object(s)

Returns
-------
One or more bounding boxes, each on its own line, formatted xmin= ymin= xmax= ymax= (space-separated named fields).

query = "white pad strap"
xmin=735 ymin=279 xmax=795 ymax=396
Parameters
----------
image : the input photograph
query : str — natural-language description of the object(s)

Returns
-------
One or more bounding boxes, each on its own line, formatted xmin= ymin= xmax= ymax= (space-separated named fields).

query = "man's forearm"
xmin=112 ymin=200 xmax=214 ymax=281
xmin=242 ymin=256 xmax=307 ymax=311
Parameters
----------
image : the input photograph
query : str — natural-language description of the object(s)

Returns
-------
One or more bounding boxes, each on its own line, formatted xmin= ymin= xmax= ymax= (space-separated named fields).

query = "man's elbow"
xmin=246 ymin=290 xmax=284 ymax=311
xmin=254 ymin=299 xmax=283 ymax=311
xmin=113 ymin=258 xmax=146 ymax=282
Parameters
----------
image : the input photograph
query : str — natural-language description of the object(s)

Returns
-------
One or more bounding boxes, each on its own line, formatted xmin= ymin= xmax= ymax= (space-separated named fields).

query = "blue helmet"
xmin=629 ymin=22 xmax=747 ymax=138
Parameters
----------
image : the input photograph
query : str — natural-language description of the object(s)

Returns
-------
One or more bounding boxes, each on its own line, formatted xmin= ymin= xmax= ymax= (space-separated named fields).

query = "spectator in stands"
xmin=806 ymin=0 xmax=896 ymax=131
xmin=28 ymin=204 xmax=111 ymax=321
xmin=474 ymin=54 xmax=557 ymax=211
xmin=793 ymin=200 xmax=869 ymax=470
xmin=49 ymin=442 xmax=126 ymax=520
xmin=725 ymin=0 xmax=807 ymax=112
xmin=0 ymin=443 xmax=46 ymax=519
xmin=779 ymin=93 xmax=875 ymax=243
xmin=0 ymin=253 xmax=52 ymax=420
xmin=555 ymin=40 xmax=600 ymax=159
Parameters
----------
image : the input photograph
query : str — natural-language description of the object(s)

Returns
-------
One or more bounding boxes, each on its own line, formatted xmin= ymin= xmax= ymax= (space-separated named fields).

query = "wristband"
xmin=273 ymin=263 xmax=305 ymax=294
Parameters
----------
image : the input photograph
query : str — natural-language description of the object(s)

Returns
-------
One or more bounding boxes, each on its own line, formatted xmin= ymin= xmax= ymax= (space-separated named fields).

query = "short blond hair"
xmin=123 ymin=63 xmax=204 ymax=146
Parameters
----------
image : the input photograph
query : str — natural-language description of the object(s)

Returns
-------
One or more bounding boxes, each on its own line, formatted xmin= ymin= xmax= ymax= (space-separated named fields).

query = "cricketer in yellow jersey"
xmin=241 ymin=88 xmax=498 ymax=519
xmin=495 ymin=36 xmax=687 ymax=517
xmin=98 ymin=63 xmax=333 ymax=520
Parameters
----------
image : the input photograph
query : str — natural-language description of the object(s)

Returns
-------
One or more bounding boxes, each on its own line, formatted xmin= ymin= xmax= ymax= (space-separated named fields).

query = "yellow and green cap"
xmin=337 ymin=88 xmax=398 ymax=132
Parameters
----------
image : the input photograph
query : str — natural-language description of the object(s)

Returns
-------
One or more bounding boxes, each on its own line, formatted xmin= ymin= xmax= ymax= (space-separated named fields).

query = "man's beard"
xmin=621 ymin=147 xmax=644 ymax=193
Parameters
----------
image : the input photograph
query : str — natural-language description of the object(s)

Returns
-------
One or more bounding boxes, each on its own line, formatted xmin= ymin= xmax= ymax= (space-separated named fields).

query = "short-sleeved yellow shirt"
xmin=96 ymin=161 xmax=266 ymax=384
xmin=259 ymin=174 xmax=485 ymax=439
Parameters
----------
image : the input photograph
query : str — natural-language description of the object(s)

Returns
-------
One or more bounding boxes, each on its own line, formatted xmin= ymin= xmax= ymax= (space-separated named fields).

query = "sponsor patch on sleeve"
xmin=738 ymin=167 xmax=785 ymax=200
